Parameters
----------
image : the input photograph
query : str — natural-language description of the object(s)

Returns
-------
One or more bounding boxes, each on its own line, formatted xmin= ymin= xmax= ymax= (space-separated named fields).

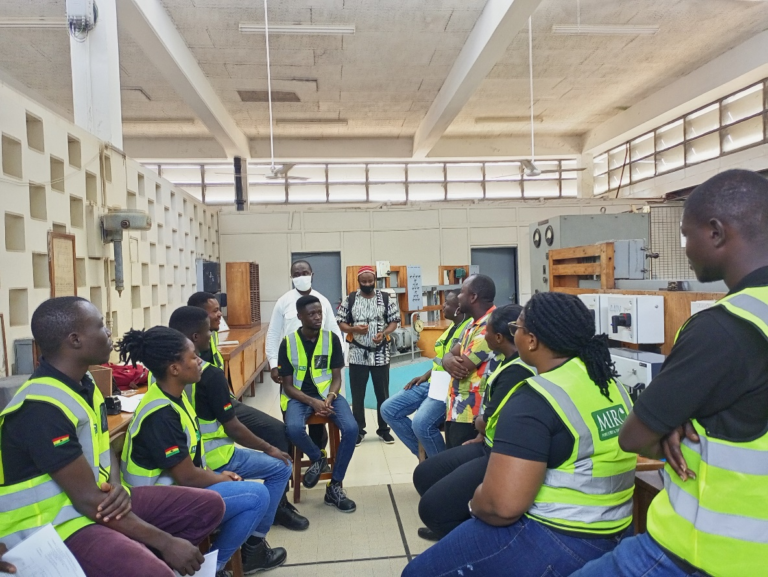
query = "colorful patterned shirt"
xmin=446 ymin=306 xmax=496 ymax=423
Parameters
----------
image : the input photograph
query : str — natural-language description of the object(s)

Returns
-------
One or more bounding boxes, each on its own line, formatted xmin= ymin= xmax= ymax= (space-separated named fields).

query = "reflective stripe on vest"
xmin=0 ymin=377 xmax=110 ymax=548
xmin=523 ymin=359 xmax=636 ymax=535
xmin=210 ymin=332 xmax=224 ymax=369
xmin=184 ymin=362 xmax=236 ymax=471
xmin=432 ymin=317 xmax=472 ymax=373
xmin=280 ymin=329 xmax=334 ymax=411
xmin=647 ymin=286 xmax=768 ymax=576
xmin=483 ymin=357 xmax=536 ymax=448
xmin=121 ymin=384 xmax=205 ymax=488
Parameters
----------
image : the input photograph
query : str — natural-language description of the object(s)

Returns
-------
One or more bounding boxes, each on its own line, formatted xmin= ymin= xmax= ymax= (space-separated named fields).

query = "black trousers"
xmin=348 ymin=363 xmax=390 ymax=435
xmin=413 ymin=442 xmax=491 ymax=536
xmin=444 ymin=421 xmax=478 ymax=449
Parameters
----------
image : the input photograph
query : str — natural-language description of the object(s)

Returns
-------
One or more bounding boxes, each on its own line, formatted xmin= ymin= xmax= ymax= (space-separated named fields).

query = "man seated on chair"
xmin=279 ymin=295 xmax=359 ymax=513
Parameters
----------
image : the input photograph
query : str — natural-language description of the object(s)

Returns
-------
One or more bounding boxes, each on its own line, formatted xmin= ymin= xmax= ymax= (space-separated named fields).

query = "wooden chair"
xmin=292 ymin=414 xmax=341 ymax=503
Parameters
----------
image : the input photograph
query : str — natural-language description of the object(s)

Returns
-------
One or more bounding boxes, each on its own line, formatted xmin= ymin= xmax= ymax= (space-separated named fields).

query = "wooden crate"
xmin=549 ymin=243 xmax=615 ymax=290
xmin=226 ymin=262 xmax=261 ymax=327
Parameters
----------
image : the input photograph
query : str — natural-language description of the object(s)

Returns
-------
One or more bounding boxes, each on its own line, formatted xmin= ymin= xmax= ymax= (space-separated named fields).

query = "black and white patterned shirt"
xmin=336 ymin=290 xmax=400 ymax=367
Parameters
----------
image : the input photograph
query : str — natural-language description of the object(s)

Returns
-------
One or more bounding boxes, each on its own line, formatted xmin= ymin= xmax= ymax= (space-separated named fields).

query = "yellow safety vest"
xmin=524 ymin=358 xmax=636 ymax=535
xmin=184 ymin=361 xmax=235 ymax=471
xmin=121 ymin=382 xmax=206 ymax=488
xmin=431 ymin=317 xmax=473 ymax=375
xmin=647 ymin=286 xmax=768 ymax=576
xmin=210 ymin=332 xmax=224 ymax=369
xmin=0 ymin=376 xmax=111 ymax=548
xmin=483 ymin=357 xmax=536 ymax=448
xmin=280 ymin=329 xmax=334 ymax=411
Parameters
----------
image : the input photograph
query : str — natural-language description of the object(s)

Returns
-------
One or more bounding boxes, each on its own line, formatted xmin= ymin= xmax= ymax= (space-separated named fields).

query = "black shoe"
xmin=302 ymin=455 xmax=327 ymax=489
xmin=356 ymin=433 xmax=366 ymax=447
xmin=378 ymin=431 xmax=395 ymax=444
xmin=417 ymin=527 xmax=442 ymax=542
xmin=241 ymin=537 xmax=287 ymax=574
xmin=273 ymin=496 xmax=309 ymax=531
xmin=216 ymin=571 xmax=233 ymax=577
xmin=320 ymin=449 xmax=331 ymax=472
xmin=324 ymin=481 xmax=356 ymax=513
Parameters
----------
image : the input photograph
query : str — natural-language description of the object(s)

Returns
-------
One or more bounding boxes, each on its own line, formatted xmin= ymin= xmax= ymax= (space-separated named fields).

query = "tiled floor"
xmin=241 ymin=376 xmax=428 ymax=577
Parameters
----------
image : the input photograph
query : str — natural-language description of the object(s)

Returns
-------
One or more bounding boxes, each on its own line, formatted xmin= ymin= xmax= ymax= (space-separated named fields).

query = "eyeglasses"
xmin=508 ymin=321 xmax=522 ymax=336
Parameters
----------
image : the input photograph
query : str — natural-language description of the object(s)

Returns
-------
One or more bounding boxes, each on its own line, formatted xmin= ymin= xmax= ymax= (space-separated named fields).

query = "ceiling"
xmin=0 ymin=0 xmax=767 ymax=156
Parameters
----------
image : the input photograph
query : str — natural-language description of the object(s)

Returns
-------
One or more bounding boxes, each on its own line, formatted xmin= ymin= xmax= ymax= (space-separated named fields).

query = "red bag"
xmin=104 ymin=362 xmax=149 ymax=390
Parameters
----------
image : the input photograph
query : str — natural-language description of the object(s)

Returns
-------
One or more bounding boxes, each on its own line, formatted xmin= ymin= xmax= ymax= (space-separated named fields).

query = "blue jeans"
xmin=215 ymin=447 xmax=292 ymax=537
xmin=285 ymin=396 xmax=358 ymax=483
xmin=381 ymin=384 xmax=446 ymax=458
xmin=572 ymin=532 xmax=708 ymax=577
xmin=401 ymin=516 xmax=631 ymax=577
xmin=207 ymin=481 xmax=270 ymax=571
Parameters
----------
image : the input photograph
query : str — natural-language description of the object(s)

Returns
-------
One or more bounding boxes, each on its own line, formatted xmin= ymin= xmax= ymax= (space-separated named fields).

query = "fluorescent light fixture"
xmin=239 ymin=22 xmax=355 ymax=35
xmin=552 ymin=24 xmax=659 ymax=36
xmin=0 ymin=17 xmax=67 ymax=28
xmin=276 ymin=119 xmax=348 ymax=126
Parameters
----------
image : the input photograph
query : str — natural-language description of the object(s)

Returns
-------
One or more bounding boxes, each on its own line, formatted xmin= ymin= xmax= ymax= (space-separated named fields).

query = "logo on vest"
xmin=298 ymin=365 xmax=307 ymax=371
xmin=591 ymin=405 xmax=627 ymax=441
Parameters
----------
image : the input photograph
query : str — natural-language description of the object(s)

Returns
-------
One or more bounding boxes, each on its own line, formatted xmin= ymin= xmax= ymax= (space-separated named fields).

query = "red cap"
xmin=357 ymin=265 xmax=376 ymax=277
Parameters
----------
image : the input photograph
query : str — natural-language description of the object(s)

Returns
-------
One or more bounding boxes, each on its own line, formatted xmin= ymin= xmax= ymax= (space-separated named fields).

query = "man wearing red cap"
xmin=337 ymin=266 xmax=400 ymax=446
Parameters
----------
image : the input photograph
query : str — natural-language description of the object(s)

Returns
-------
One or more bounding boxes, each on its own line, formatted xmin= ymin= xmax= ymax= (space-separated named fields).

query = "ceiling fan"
xmin=489 ymin=17 xmax=586 ymax=181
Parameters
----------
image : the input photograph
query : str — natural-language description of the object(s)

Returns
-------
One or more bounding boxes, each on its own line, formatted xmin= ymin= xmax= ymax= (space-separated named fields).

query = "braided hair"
xmin=117 ymin=326 xmax=190 ymax=380
xmin=523 ymin=292 xmax=616 ymax=401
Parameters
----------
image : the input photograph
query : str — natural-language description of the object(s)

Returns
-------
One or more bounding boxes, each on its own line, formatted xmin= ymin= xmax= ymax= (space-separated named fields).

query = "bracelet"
xmin=468 ymin=499 xmax=475 ymax=518
xmin=327 ymin=392 xmax=338 ymax=399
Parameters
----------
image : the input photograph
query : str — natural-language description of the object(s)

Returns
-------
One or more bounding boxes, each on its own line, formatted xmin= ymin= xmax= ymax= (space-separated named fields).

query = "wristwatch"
xmin=468 ymin=499 xmax=475 ymax=518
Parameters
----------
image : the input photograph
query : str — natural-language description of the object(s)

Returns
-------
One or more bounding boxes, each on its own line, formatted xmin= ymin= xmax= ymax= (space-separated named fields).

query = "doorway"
xmin=471 ymin=247 xmax=519 ymax=307
xmin=291 ymin=251 xmax=343 ymax=312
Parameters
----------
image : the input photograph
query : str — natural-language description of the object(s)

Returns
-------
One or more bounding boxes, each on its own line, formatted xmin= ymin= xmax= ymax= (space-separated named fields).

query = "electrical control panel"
xmin=604 ymin=294 xmax=664 ymax=344
xmin=611 ymin=348 xmax=666 ymax=401
xmin=690 ymin=300 xmax=717 ymax=316
xmin=578 ymin=294 xmax=609 ymax=335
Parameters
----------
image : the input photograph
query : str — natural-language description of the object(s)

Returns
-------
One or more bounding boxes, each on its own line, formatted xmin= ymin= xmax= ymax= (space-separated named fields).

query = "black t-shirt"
xmin=482 ymin=355 xmax=534 ymax=418
xmin=634 ymin=266 xmax=768 ymax=441
xmin=1 ymin=361 xmax=106 ymax=485
xmin=277 ymin=331 xmax=345 ymax=398
xmin=199 ymin=347 xmax=214 ymax=367
xmin=131 ymin=390 xmax=203 ymax=471
xmin=193 ymin=364 xmax=236 ymax=425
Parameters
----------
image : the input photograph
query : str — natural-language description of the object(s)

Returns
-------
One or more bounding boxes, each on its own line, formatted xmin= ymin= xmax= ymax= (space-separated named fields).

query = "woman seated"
xmin=402 ymin=292 xmax=636 ymax=577
xmin=118 ymin=326 xmax=285 ymax=577
xmin=412 ymin=304 xmax=535 ymax=541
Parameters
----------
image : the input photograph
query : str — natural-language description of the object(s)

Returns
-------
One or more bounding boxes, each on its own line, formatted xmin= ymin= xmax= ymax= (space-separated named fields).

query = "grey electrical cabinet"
xmin=529 ymin=214 xmax=650 ymax=295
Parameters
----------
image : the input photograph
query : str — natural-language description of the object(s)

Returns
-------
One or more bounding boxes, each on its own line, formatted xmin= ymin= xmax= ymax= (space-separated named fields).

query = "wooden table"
xmin=634 ymin=457 xmax=664 ymax=534
xmin=107 ymin=386 xmax=147 ymax=441
xmin=218 ymin=324 xmax=270 ymax=400
xmin=417 ymin=319 xmax=452 ymax=359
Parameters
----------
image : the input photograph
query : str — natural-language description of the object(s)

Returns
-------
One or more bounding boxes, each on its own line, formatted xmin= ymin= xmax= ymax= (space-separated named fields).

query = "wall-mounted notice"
xmin=48 ymin=232 xmax=77 ymax=298
xmin=406 ymin=265 xmax=422 ymax=312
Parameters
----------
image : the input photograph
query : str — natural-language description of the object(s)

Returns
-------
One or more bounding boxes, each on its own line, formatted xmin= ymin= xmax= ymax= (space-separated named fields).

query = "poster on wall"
xmin=48 ymin=232 xmax=77 ymax=297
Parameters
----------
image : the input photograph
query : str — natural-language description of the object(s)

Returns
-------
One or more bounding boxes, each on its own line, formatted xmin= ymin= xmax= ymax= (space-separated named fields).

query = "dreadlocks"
xmin=523 ymin=292 xmax=616 ymax=401
xmin=117 ymin=326 xmax=190 ymax=380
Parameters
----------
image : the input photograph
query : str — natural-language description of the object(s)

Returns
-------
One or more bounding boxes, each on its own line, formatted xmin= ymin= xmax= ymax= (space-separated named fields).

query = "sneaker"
xmin=355 ymin=433 xmax=366 ymax=447
xmin=417 ymin=527 xmax=442 ymax=542
xmin=302 ymin=455 xmax=327 ymax=489
xmin=273 ymin=495 xmax=309 ymax=531
xmin=216 ymin=571 xmax=233 ymax=577
xmin=320 ymin=449 xmax=331 ymax=472
xmin=324 ymin=481 xmax=356 ymax=513
xmin=241 ymin=537 xmax=287 ymax=574
xmin=378 ymin=431 xmax=395 ymax=444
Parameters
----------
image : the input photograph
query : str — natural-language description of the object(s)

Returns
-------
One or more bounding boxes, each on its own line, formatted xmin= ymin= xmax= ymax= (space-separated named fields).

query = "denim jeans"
xmin=401 ymin=516 xmax=631 ymax=577
xmin=380 ymin=384 xmax=446 ymax=458
xmin=571 ymin=532 xmax=708 ymax=577
xmin=215 ymin=447 xmax=292 ymax=536
xmin=284 ymin=395 xmax=358 ymax=483
xmin=207 ymin=480 xmax=270 ymax=571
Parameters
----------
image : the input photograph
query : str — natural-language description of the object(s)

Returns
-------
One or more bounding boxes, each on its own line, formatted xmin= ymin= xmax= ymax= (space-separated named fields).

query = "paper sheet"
xmin=427 ymin=370 xmax=452 ymax=401
xmin=3 ymin=524 xmax=85 ymax=577
xmin=118 ymin=393 xmax=145 ymax=413
xmin=174 ymin=551 xmax=218 ymax=577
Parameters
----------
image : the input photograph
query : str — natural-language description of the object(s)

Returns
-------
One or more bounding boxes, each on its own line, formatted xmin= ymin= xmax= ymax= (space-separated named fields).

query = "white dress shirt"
xmin=266 ymin=288 xmax=344 ymax=369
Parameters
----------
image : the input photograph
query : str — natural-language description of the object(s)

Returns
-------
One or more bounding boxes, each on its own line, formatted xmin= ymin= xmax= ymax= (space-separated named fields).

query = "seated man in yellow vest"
xmin=169 ymin=306 xmax=293 ymax=568
xmin=0 ymin=297 xmax=224 ymax=577
xmin=574 ymin=170 xmax=768 ymax=577
xmin=280 ymin=295 xmax=359 ymax=512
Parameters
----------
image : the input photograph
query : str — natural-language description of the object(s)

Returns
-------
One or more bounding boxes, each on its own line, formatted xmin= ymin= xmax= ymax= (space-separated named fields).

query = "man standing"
xmin=0 ymin=297 xmax=225 ymax=576
xmin=442 ymin=274 xmax=497 ymax=448
xmin=280 ymin=296 xmax=358 ymax=512
xmin=337 ymin=265 xmax=400 ymax=446
xmin=380 ymin=291 xmax=472 ymax=458
xmin=188 ymin=291 xmax=309 ymax=531
xmin=574 ymin=170 xmax=768 ymax=577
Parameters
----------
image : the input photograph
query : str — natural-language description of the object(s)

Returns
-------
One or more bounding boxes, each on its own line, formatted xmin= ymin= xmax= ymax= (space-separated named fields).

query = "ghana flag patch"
xmin=165 ymin=446 xmax=181 ymax=458
xmin=223 ymin=402 xmax=233 ymax=411
xmin=52 ymin=435 xmax=70 ymax=447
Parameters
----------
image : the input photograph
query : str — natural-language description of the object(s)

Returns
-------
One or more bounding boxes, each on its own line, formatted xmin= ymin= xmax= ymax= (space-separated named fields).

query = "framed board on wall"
xmin=48 ymin=232 xmax=77 ymax=298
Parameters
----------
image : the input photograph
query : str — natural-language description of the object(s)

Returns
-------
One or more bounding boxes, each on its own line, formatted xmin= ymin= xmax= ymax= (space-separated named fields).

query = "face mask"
xmin=360 ymin=284 xmax=375 ymax=295
xmin=292 ymin=276 xmax=312 ymax=292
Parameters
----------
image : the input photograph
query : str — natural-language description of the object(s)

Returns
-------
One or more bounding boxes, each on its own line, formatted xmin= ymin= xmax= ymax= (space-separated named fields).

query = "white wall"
xmin=219 ymin=198 xmax=640 ymax=319
xmin=0 ymin=81 xmax=219 ymax=371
